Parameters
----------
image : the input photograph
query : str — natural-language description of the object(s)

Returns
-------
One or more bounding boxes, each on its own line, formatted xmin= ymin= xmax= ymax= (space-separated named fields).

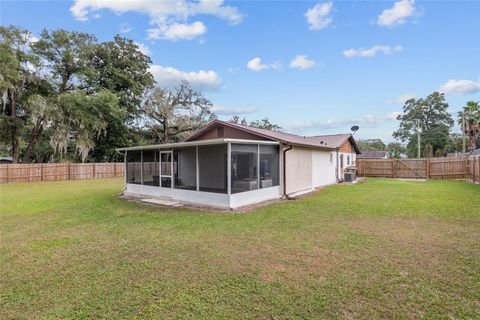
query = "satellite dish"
xmin=351 ymin=125 xmax=359 ymax=132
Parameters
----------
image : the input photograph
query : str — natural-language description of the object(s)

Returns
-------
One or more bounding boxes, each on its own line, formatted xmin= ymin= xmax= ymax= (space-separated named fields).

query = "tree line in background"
xmin=0 ymin=26 xmax=281 ymax=163
xmin=359 ymin=93 xmax=480 ymax=158
xmin=1 ymin=26 xmax=479 ymax=163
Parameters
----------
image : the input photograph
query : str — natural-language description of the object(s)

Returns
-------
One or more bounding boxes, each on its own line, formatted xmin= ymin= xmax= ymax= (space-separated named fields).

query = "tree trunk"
xmin=11 ymin=137 xmax=20 ymax=163
xmin=9 ymin=88 xmax=20 ymax=163
xmin=22 ymin=123 xmax=44 ymax=163
xmin=163 ymin=117 xmax=169 ymax=143
xmin=467 ymin=124 xmax=479 ymax=152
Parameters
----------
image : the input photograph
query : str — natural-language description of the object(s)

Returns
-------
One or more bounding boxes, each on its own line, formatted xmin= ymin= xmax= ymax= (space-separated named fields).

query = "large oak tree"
xmin=393 ymin=92 xmax=454 ymax=157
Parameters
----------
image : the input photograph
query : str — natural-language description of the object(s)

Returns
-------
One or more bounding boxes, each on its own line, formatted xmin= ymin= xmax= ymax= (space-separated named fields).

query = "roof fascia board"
xmin=115 ymin=138 xmax=279 ymax=152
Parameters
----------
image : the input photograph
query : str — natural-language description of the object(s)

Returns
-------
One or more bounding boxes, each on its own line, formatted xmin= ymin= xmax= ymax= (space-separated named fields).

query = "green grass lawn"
xmin=1 ymin=178 xmax=479 ymax=319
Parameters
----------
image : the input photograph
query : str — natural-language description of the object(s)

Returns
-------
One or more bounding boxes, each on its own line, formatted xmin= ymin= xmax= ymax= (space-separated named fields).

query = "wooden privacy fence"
xmin=0 ymin=163 xmax=125 ymax=184
xmin=357 ymin=156 xmax=480 ymax=183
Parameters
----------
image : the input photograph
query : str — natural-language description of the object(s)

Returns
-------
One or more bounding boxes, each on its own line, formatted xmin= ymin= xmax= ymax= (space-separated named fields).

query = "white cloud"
xmin=377 ymin=0 xmax=417 ymax=27
xmin=387 ymin=93 xmax=416 ymax=105
xmin=343 ymin=45 xmax=403 ymax=58
xmin=305 ymin=2 xmax=333 ymax=30
xmin=70 ymin=0 xmax=242 ymax=40
xmin=148 ymin=21 xmax=206 ymax=41
xmin=247 ymin=57 xmax=268 ymax=71
xmin=134 ymin=42 xmax=151 ymax=56
xmin=211 ymin=105 xmax=258 ymax=115
xmin=439 ymin=79 xmax=480 ymax=95
xmin=119 ymin=23 xmax=132 ymax=33
xmin=149 ymin=65 xmax=221 ymax=92
xmin=290 ymin=55 xmax=316 ymax=69
xmin=246 ymin=57 xmax=282 ymax=71
xmin=270 ymin=60 xmax=282 ymax=70
xmin=286 ymin=112 xmax=400 ymax=132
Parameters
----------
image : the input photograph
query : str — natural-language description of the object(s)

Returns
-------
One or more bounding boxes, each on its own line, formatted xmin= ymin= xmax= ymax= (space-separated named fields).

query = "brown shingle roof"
xmin=185 ymin=120 xmax=361 ymax=153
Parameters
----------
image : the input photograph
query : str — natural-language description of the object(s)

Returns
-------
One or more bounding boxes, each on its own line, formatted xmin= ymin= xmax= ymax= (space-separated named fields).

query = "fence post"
xmin=466 ymin=157 xmax=469 ymax=180
xmin=40 ymin=163 xmax=43 ymax=181
xmin=475 ymin=157 xmax=480 ymax=182
xmin=426 ymin=158 xmax=430 ymax=180
xmin=92 ymin=163 xmax=96 ymax=179
xmin=113 ymin=163 xmax=116 ymax=177
xmin=68 ymin=163 xmax=71 ymax=180
xmin=473 ymin=157 xmax=477 ymax=183
xmin=6 ymin=164 xmax=9 ymax=184
xmin=392 ymin=160 xmax=396 ymax=178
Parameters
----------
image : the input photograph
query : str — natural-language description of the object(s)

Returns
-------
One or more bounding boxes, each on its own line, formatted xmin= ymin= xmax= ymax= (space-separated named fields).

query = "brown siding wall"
xmin=195 ymin=127 xmax=220 ymax=140
xmin=194 ymin=125 xmax=270 ymax=141
xmin=339 ymin=140 xmax=352 ymax=153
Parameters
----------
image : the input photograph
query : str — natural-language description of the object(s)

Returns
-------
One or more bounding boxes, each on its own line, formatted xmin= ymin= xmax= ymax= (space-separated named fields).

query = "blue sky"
xmin=1 ymin=0 xmax=479 ymax=141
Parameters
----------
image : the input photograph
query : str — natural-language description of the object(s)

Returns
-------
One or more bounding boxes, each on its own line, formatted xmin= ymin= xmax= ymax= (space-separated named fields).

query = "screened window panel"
xmin=198 ymin=144 xmax=227 ymax=194
xmin=126 ymin=150 xmax=142 ymax=185
xmin=142 ymin=150 xmax=159 ymax=186
xmin=174 ymin=147 xmax=197 ymax=190
xmin=231 ymin=144 xmax=258 ymax=193
xmin=160 ymin=152 xmax=172 ymax=188
xmin=161 ymin=152 xmax=172 ymax=176
xmin=260 ymin=145 xmax=279 ymax=188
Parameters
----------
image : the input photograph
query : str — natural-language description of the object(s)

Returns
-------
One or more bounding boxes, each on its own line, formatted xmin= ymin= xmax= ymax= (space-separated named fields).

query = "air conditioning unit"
xmin=344 ymin=172 xmax=354 ymax=182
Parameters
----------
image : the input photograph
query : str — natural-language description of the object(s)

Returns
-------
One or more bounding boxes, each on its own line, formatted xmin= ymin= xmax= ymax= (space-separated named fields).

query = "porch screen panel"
xmin=173 ymin=147 xmax=196 ymax=190
xmin=231 ymin=144 xmax=258 ymax=193
xmin=260 ymin=145 xmax=279 ymax=188
xmin=142 ymin=150 xmax=159 ymax=186
xmin=198 ymin=144 xmax=227 ymax=194
xmin=126 ymin=150 xmax=142 ymax=184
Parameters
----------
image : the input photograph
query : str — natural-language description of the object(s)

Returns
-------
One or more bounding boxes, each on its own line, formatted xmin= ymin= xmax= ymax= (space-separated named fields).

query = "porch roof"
xmin=115 ymin=138 xmax=279 ymax=152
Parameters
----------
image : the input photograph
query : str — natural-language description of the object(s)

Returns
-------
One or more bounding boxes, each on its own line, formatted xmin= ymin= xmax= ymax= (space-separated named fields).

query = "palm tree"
xmin=458 ymin=101 xmax=480 ymax=152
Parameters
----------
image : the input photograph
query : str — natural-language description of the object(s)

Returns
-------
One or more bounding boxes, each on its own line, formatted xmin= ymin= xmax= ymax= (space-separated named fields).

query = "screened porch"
xmin=121 ymin=139 xmax=281 ymax=207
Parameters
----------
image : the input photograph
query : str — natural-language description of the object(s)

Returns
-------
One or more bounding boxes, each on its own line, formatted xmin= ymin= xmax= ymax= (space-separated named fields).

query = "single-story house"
xmin=117 ymin=119 xmax=360 ymax=209
xmin=470 ymin=149 xmax=480 ymax=156
xmin=0 ymin=156 xmax=13 ymax=164
xmin=447 ymin=149 xmax=480 ymax=157
xmin=357 ymin=151 xmax=388 ymax=159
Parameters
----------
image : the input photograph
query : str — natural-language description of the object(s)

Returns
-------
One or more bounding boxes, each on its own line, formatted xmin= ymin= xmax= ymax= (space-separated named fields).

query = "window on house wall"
xmin=260 ymin=145 xmax=279 ymax=188
xmin=173 ymin=147 xmax=197 ymax=190
xmin=347 ymin=155 xmax=350 ymax=166
xmin=330 ymin=153 xmax=333 ymax=164
xmin=231 ymin=144 xmax=258 ymax=193
xmin=198 ymin=144 xmax=228 ymax=193
xmin=126 ymin=150 xmax=142 ymax=184
xmin=142 ymin=150 xmax=159 ymax=186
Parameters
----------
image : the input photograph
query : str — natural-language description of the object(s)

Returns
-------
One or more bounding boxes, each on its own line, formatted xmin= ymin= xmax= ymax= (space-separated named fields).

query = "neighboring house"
xmin=447 ymin=149 xmax=480 ymax=157
xmin=357 ymin=151 xmax=388 ymax=159
xmin=0 ymin=156 xmax=13 ymax=164
xmin=117 ymin=119 xmax=360 ymax=209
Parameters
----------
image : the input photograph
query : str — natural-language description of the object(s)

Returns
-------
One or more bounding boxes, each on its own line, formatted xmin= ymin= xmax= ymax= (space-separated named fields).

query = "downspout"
xmin=119 ymin=150 xmax=127 ymax=193
xmin=335 ymin=148 xmax=340 ymax=183
xmin=282 ymin=144 xmax=293 ymax=197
